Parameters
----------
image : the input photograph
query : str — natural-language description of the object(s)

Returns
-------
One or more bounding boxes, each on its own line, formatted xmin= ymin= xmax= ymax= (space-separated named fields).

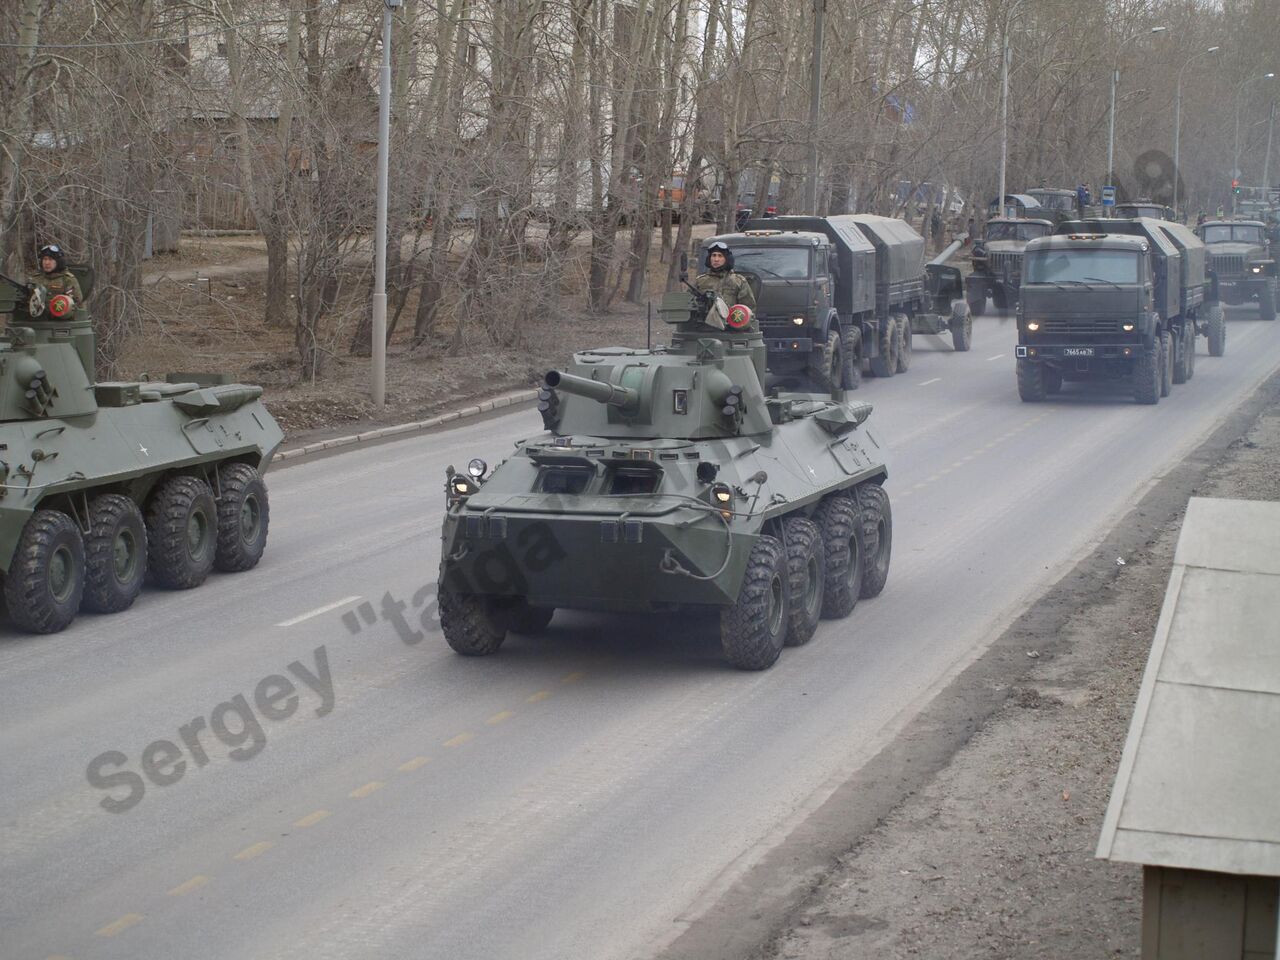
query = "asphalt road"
xmin=4 ymin=304 xmax=1279 ymax=960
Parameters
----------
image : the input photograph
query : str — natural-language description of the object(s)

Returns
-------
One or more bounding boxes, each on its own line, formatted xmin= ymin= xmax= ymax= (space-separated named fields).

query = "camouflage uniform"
xmin=693 ymin=268 xmax=757 ymax=331
xmin=29 ymin=269 xmax=83 ymax=307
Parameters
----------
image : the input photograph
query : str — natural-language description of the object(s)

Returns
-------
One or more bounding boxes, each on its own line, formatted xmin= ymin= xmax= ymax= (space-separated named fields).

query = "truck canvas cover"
xmin=745 ymin=215 xmax=877 ymax=315
xmin=849 ymin=215 xmax=926 ymax=293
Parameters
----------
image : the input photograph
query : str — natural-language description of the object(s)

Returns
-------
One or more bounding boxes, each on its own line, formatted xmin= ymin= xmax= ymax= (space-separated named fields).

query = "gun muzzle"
xmin=544 ymin=370 xmax=640 ymax=408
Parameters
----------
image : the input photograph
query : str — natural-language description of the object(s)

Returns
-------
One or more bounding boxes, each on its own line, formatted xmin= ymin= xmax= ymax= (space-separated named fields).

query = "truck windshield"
xmin=1030 ymin=193 xmax=1075 ymax=212
xmin=986 ymin=222 xmax=1050 ymax=242
xmin=1202 ymin=225 xmax=1264 ymax=244
xmin=1025 ymin=249 xmax=1140 ymax=284
xmin=731 ymin=247 xmax=811 ymax=279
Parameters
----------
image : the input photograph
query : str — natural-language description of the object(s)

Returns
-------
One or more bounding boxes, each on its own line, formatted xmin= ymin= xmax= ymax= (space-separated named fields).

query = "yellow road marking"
xmin=96 ymin=913 xmax=143 ymax=937
xmin=293 ymin=809 xmax=331 ymax=828
xmin=349 ymin=781 xmax=384 ymax=799
xmin=233 ymin=841 xmax=273 ymax=861
xmin=487 ymin=710 xmax=514 ymax=725
xmin=398 ymin=756 xmax=430 ymax=773
xmin=167 ymin=875 xmax=209 ymax=897
xmin=561 ymin=671 xmax=586 ymax=684
xmin=444 ymin=732 xmax=474 ymax=748
xmin=527 ymin=690 xmax=551 ymax=703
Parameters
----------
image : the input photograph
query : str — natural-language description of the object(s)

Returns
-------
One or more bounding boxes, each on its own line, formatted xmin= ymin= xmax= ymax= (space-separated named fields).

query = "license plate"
xmin=1063 ymin=347 xmax=1095 ymax=357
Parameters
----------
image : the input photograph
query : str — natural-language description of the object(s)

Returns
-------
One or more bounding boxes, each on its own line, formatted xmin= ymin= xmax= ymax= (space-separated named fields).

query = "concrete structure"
xmin=1098 ymin=497 xmax=1280 ymax=959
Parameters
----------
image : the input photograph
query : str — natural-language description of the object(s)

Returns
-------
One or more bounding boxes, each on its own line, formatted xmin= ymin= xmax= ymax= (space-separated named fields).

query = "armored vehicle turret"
xmin=436 ymin=288 xmax=892 ymax=671
xmin=0 ymin=265 xmax=283 ymax=633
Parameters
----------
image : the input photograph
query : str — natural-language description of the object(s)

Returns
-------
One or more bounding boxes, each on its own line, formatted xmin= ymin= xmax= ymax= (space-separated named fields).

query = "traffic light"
xmin=1232 ymin=178 xmax=1242 ymax=195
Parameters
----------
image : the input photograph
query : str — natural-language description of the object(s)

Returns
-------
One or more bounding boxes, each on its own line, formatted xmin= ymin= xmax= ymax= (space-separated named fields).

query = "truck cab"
xmin=965 ymin=217 xmax=1054 ymax=314
xmin=1195 ymin=219 xmax=1277 ymax=321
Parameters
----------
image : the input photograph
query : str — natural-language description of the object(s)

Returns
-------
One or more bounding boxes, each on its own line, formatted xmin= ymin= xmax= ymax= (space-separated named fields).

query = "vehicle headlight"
xmin=792 ymin=316 xmax=805 ymax=325
xmin=1025 ymin=320 xmax=1040 ymax=332
xmin=1250 ymin=264 xmax=1263 ymax=274
xmin=467 ymin=458 xmax=488 ymax=479
xmin=450 ymin=476 xmax=476 ymax=497
xmin=711 ymin=482 xmax=733 ymax=504
xmin=1122 ymin=323 xmax=1136 ymax=332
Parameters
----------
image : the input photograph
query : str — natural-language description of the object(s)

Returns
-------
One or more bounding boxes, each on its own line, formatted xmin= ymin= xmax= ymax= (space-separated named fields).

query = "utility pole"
xmin=1264 ymin=100 xmax=1276 ymax=198
xmin=805 ymin=0 xmax=825 ymax=214
xmin=1173 ymin=46 xmax=1220 ymax=215
xmin=371 ymin=0 xmax=399 ymax=411
xmin=1107 ymin=26 xmax=1166 ymax=214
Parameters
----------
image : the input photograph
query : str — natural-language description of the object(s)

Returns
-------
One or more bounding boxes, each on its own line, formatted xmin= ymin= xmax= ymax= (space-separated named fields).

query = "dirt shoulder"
xmin=657 ymin=370 xmax=1280 ymax=960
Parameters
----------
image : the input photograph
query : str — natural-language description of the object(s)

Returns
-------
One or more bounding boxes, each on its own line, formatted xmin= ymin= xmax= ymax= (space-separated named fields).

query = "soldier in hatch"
xmin=693 ymin=240 xmax=756 ymax=330
xmin=29 ymin=244 xmax=83 ymax=313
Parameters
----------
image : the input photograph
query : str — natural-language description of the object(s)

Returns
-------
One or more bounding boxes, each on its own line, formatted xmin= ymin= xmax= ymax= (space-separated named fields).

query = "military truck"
xmin=1026 ymin=188 xmax=1081 ymax=223
xmin=702 ymin=215 xmax=971 ymax=392
xmin=0 ymin=267 xmax=283 ymax=633
xmin=965 ymin=217 xmax=1054 ymax=315
xmin=436 ymin=285 xmax=893 ymax=671
xmin=1015 ymin=217 xmax=1220 ymax=403
xmin=1114 ymin=199 xmax=1175 ymax=221
xmin=1195 ymin=219 xmax=1277 ymax=321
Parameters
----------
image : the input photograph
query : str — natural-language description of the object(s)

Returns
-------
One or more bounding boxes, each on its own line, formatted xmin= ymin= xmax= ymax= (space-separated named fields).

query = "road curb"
xmin=273 ymin=388 xmax=538 ymax=463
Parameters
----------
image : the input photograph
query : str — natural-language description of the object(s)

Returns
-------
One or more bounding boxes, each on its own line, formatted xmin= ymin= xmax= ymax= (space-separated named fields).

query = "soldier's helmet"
xmin=705 ymin=240 xmax=735 ymax=270
xmin=37 ymin=244 xmax=66 ymax=272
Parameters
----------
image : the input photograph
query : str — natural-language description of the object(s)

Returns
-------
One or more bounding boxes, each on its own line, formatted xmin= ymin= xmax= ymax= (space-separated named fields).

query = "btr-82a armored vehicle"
xmin=0 ymin=266 xmax=283 ymax=633
xmin=436 ymin=273 xmax=893 ymax=670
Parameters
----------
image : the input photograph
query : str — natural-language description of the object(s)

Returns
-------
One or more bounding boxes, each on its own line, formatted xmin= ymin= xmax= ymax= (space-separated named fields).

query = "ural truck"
xmin=1015 ymin=216 xmax=1220 ymax=403
xmin=965 ymin=217 xmax=1054 ymax=315
xmin=703 ymin=215 xmax=971 ymax=392
xmin=1195 ymin=219 xmax=1277 ymax=321
xmin=1025 ymin=188 xmax=1081 ymax=223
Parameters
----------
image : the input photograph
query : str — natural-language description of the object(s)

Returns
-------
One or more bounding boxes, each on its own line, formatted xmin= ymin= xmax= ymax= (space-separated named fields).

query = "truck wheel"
xmin=439 ymin=589 xmax=507 ymax=655
xmin=82 ymin=494 xmax=147 ymax=614
xmin=868 ymin=320 xmax=896 ymax=377
xmin=1133 ymin=340 xmax=1161 ymax=405
xmin=1044 ymin=366 xmax=1063 ymax=394
xmin=1016 ymin=358 xmax=1047 ymax=402
xmin=505 ymin=601 xmax=554 ymax=636
xmin=1187 ymin=321 xmax=1197 ymax=379
xmin=950 ymin=300 xmax=973 ymax=352
xmin=821 ymin=331 xmax=844 ymax=391
xmin=782 ymin=517 xmax=824 ymax=647
xmin=1159 ymin=330 xmax=1172 ymax=397
xmin=993 ymin=288 xmax=1008 ymax=311
xmin=966 ymin=289 xmax=987 ymax=317
xmin=813 ymin=493 xmax=864 ymax=619
xmin=145 ymin=475 xmax=218 ymax=589
xmin=214 ymin=463 xmax=270 ymax=572
xmin=857 ymin=484 xmax=892 ymax=599
xmin=1172 ymin=322 xmax=1190 ymax=384
xmin=1259 ymin=282 xmax=1276 ymax=322
xmin=4 ymin=510 xmax=85 ymax=633
xmin=894 ymin=315 xmax=912 ymax=373
xmin=720 ymin=535 xmax=789 ymax=670
xmin=843 ymin=337 xmax=861 ymax=390
xmin=1207 ymin=304 xmax=1226 ymax=356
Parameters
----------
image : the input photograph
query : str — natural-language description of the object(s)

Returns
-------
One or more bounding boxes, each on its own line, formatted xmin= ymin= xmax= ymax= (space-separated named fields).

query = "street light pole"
xmin=997 ymin=0 xmax=1026 ymax=217
xmin=371 ymin=0 xmax=399 ymax=411
xmin=1107 ymin=26 xmax=1167 ymax=208
xmin=1173 ymin=46 xmax=1220 ymax=214
xmin=1234 ymin=72 xmax=1276 ymax=215
xmin=1264 ymin=99 xmax=1276 ymax=198
xmin=805 ymin=0 xmax=826 ymax=213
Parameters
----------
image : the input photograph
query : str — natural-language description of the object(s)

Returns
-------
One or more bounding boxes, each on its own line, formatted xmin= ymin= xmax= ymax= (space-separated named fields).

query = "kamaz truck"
xmin=702 ymin=215 xmax=972 ymax=392
xmin=1015 ymin=217 xmax=1221 ymax=403
xmin=1196 ymin=219 xmax=1277 ymax=321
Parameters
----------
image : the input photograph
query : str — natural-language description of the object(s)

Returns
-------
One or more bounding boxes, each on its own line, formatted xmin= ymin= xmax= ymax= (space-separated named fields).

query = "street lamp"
xmin=1107 ymin=25 xmax=1168 ymax=200
xmin=1234 ymin=71 xmax=1276 ymax=213
xmin=997 ymin=0 xmax=1029 ymax=217
xmin=1173 ymin=45 xmax=1220 ymax=213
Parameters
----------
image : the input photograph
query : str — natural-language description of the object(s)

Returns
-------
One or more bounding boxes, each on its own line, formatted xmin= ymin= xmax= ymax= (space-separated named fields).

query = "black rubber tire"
xmin=506 ymin=601 xmax=555 ymax=636
xmin=1044 ymin=365 xmax=1063 ymax=394
xmin=782 ymin=516 xmax=825 ymax=647
xmin=720 ymin=535 xmax=789 ymax=670
xmin=1172 ymin=321 xmax=1190 ymax=384
xmin=1159 ymin=329 xmax=1172 ymax=398
xmin=813 ymin=493 xmax=864 ymax=619
xmin=145 ymin=475 xmax=218 ymax=589
xmin=82 ymin=494 xmax=147 ymax=614
xmin=894 ymin=315 xmax=912 ymax=373
xmin=843 ymin=333 xmax=861 ymax=390
xmin=439 ymin=589 xmax=507 ymax=655
xmin=857 ymin=483 xmax=892 ymax=599
xmin=3 ymin=510 xmax=85 ymax=633
xmin=1207 ymin=303 xmax=1226 ymax=356
xmin=1187 ymin=320 xmax=1197 ymax=379
xmin=1260 ymin=282 xmax=1277 ymax=322
xmin=1016 ymin=358 xmax=1046 ymax=402
xmin=214 ymin=463 xmax=269 ymax=572
xmin=1133 ymin=340 xmax=1160 ymax=405
xmin=992 ymin=288 xmax=1008 ymax=311
xmin=868 ymin=319 xmax=896 ymax=378
xmin=966 ymin=289 xmax=987 ymax=317
xmin=950 ymin=301 xmax=973 ymax=352
xmin=820 ymin=330 xmax=843 ymax=392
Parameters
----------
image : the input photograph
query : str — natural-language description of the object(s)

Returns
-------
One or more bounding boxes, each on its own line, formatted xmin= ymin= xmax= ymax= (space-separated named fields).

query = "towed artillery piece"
xmin=0 ymin=265 xmax=283 ymax=633
xmin=436 ymin=283 xmax=892 ymax=670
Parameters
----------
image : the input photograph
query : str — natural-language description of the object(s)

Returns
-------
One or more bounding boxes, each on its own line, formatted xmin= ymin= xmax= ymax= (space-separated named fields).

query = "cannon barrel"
xmin=929 ymin=236 xmax=966 ymax=265
xmin=544 ymin=370 xmax=639 ymax=408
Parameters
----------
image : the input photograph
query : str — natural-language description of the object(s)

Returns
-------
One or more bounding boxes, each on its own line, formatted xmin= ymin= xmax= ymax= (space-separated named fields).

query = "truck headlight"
xmin=1025 ymin=321 xmax=1040 ymax=332
xmin=792 ymin=316 xmax=805 ymax=325
xmin=1250 ymin=264 xmax=1263 ymax=274
xmin=1122 ymin=323 xmax=1135 ymax=332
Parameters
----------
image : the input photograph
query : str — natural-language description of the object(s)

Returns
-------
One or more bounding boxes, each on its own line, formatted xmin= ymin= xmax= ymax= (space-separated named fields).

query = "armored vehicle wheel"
xmin=1016 ymin=358 xmax=1047 ymax=402
xmin=894 ymin=315 xmax=912 ymax=373
xmin=1259 ymin=282 xmax=1276 ymax=322
xmin=214 ymin=463 xmax=269 ymax=572
xmin=4 ymin=510 xmax=86 ymax=633
xmin=1207 ymin=304 xmax=1227 ymax=356
xmin=82 ymin=495 xmax=147 ymax=614
xmin=1044 ymin=366 xmax=1063 ymax=394
xmin=782 ymin=516 xmax=825 ymax=647
xmin=1133 ymin=340 xmax=1161 ymax=405
xmin=868 ymin=320 xmax=896 ymax=378
xmin=950 ymin=301 xmax=973 ymax=352
xmin=720 ymin=535 xmax=789 ymax=670
xmin=146 ymin=475 xmax=218 ymax=589
xmin=858 ymin=484 xmax=892 ymax=599
xmin=439 ymin=589 xmax=506 ymax=656
xmin=966 ymin=290 xmax=987 ymax=317
xmin=506 ymin=601 xmax=555 ymax=636
xmin=1159 ymin=330 xmax=1172 ymax=398
xmin=813 ymin=493 xmax=864 ymax=619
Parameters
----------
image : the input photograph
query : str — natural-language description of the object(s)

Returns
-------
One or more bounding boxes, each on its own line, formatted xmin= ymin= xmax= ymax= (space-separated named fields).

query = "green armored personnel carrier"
xmin=0 ymin=267 xmax=283 ymax=633
xmin=436 ymin=279 xmax=893 ymax=670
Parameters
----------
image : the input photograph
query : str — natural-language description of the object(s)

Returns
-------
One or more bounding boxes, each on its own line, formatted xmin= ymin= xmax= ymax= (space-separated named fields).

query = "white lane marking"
xmin=986 ymin=354 xmax=1005 ymax=361
xmin=919 ymin=378 xmax=941 ymax=386
xmin=277 ymin=595 xmax=363 ymax=627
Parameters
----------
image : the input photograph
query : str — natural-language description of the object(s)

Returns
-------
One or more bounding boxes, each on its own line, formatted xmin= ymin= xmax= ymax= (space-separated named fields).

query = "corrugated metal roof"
xmin=1097 ymin=497 xmax=1280 ymax=876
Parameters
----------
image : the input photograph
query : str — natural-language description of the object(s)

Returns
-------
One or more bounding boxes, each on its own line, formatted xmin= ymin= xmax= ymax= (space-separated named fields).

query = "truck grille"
xmin=989 ymin=252 xmax=1022 ymax=280
xmin=1210 ymin=254 xmax=1245 ymax=277
xmin=1038 ymin=317 xmax=1121 ymax=336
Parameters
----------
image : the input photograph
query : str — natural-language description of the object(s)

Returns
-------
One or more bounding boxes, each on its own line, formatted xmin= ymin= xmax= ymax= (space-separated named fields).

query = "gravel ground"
xmin=758 ymin=386 xmax=1280 ymax=960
